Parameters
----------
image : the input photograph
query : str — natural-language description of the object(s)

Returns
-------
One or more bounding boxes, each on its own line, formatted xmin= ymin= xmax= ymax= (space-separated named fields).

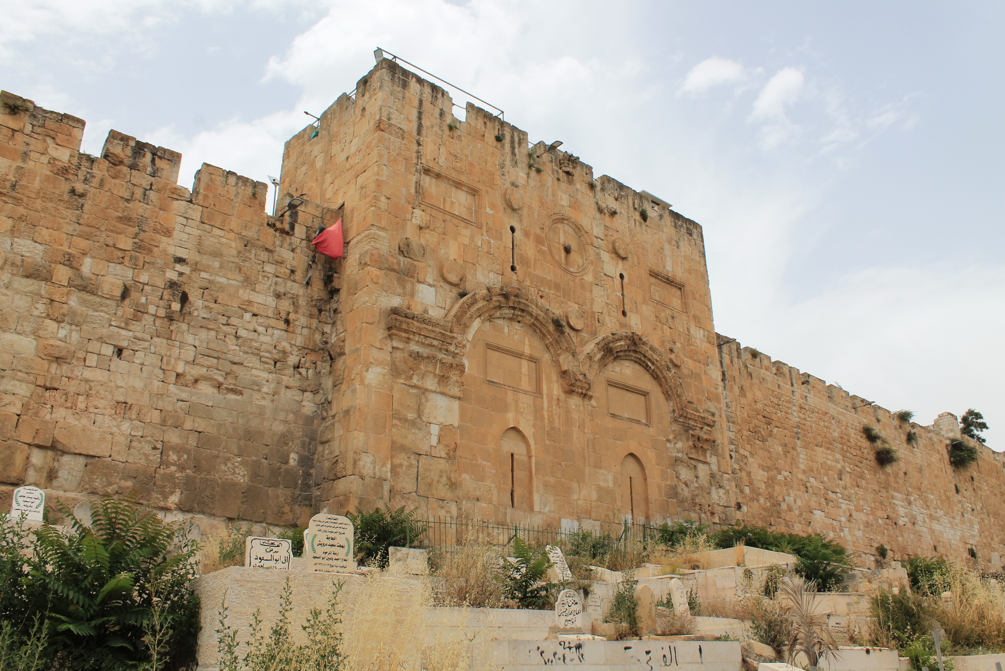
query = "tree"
xmin=960 ymin=409 xmax=988 ymax=445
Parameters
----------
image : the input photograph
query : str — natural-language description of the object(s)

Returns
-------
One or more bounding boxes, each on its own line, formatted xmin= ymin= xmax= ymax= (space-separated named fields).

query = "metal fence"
xmin=413 ymin=516 xmax=661 ymax=553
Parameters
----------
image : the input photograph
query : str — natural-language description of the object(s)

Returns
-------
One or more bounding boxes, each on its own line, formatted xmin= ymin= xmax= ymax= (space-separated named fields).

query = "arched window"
xmin=620 ymin=453 xmax=649 ymax=520
xmin=499 ymin=428 xmax=533 ymax=511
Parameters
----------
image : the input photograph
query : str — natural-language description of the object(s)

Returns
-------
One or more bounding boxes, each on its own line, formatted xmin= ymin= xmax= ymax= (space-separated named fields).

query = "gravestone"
xmin=586 ymin=589 xmax=602 ymax=615
xmin=245 ymin=537 xmax=292 ymax=570
xmin=546 ymin=545 xmax=573 ymax=582
xmin=9 ymin=485 xmax=44 ymax=522
xmin=304 ymin=514 xmax=356 ymax=573
xmin=634 ymin=584 xmax=657 ymax=634
xmin=668 ymin=577 xmax=691 ymax=618
xmin=555 ymin=589 xmax=583 ymax=629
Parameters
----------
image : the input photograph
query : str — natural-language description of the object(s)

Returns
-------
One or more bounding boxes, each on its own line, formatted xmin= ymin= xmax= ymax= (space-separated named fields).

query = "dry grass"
xmin=650 ymin=532 xmax=716 ymax=575
xmin=430 ymin=539 xmax=506 ymax=608
xmin=341 ymin=575 xmax=471 ymax=671
xmin=655 ymin=608 xmax=695 ymax=636
xmin=198 ymin=523 xmax=256 ymax=575
xmin=934 ymin=563 xmax=1005 ymax=652
xmin=701 ymin=598 xmax=754 ymax=620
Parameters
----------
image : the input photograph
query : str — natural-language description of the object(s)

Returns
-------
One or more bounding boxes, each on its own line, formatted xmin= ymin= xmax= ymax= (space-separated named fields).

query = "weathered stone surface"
xmin=53 ymin=423 xmax=112 ymax=457
xmin=0 ymin=443 xmax=29 ymax=484
xmin=398 ymin=237 xmax=425 ymax=261
xmin=439 ymin=259 xmax=464 ymax=286
xmin=15 ymin=417 xmax=54 ymax=447
xmin=36 ymin=339 xmax=73 ymax=361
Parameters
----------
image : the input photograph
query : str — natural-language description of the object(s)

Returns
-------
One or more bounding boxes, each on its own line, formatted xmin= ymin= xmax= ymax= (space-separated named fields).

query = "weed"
xmin=863 ymin=425 xmax=883 ymax=444
xmin=430 ymin=537 xmax=506 ymax=608
xmin=499 ymin=536 xmax=553 ymax=609
xmin=903 ymin=635 xmax=955 ymax=671
xmin=588 ymin=180 xmax=596 ymax=190
xmin=906 ymin=556 xmax=952 ymax=596
xmin=605 ymin=570 xmax=640 ymax=638
xmin=494 ymin=133 xmax=503 ymax=142
xmin=749 ymin=597 xmax=791 ymax=655
xmin=687 ymin=587 xmax=701 ymax=616
xmin=640 ymin=207 xmax=649 ymax=222
xmin=781 ymin=578 xmax=838 ymax=668
xmin=877 ymin=544 xmax=889 ymax=560
xmin=447 ymin=122 xmax=458 ymax=131
xmin=201 ymin=522 xmax=256 ymax=573
xmin=655 ymin=592 xmax=694 ymax=635
xmin=949 ymin=439 xmax=978 ymax=468
xmin=277 ymin=526 xmax=308 ymax=557
xmin=895 ymin=409 xmax=915 ymax=422
xmin=906 ymin=430 xmax=919 ymax=446
xmin=870 ymin=586 xmax=932 ymax=650
xmin=348 ymin=504 xmax=427 ymax=568
xmin=762 ymin=564 xmax=787 ymax=598
xmin=876 ymin=443 xmax=899 ymax=466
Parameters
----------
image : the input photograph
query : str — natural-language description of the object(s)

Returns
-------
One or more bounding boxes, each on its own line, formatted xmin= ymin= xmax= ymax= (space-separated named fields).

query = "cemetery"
xmin=4 ymin=490 xmax=1005 ymax=670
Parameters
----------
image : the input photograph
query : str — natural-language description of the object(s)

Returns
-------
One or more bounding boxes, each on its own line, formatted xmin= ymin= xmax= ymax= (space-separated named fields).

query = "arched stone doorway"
xmin=499 ymin=427 xmax=533 ymax=511
xmin=620 ymin=453 xmax=649 ymax=521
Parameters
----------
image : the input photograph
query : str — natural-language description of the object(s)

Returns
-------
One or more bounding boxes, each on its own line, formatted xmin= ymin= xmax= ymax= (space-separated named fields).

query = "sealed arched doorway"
xmin=620 ymin=453 xmax=649 ymax=521
xmin=499 ymin=427 xmax=533 ymax=511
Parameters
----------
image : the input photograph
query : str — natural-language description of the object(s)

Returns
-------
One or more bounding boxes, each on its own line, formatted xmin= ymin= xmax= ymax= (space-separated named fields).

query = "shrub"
xmin=934 ymin=562 xmax=1005 ymax=653
xmin=431 ymin=538 xmax=506 ymax=608
xmin=762 ymin=564 xmax=787 ymax=598
xmin=277 ymin=525 xmax=307 ymax=557
xmin=877 ymin=544 xmax=889 ymax=560
xmin=749 ymin=597 xmax=791 ymax=655
xmin=499 ymin=536 xmax=553 ymax=609
xmin=200 ymin=521 xmax=255 ymax=573
xmin=876 ymin=443 xmax=899 ymax=466
xmin=605 ymin=570 xmax=639 ymax=637
xmin=903 ymin=635 xmax=955 ymax=671
xmin=960 ymin=409 xmax=988 ymax=444
xmin=655 ymin=591 xmax=694 ymax=635
xmin=863 ymin=425 xmax=883 ymax=444
xmin=654 ymin=520 xmax=709 ymax=548
xmin=566 ymin=529 xmax=614 ymax=562
xmin=906 ymin=430 xmax=919 ymax=446
xmin=347 ymin=504 xmax=427 ymax=567
xmin=949 ymin=439 xmax=979 ymax=468
xmin=794 ymin=535 xmax=851 ymax=591
xmin=217 ymin=577 xmax=344 ymax=671
xmin=870 ymin=586 xmax=932 ymax=650
xmin=906 ymin=556 xmax=952 ymax=596
xmin=25 ymin=497 xmax=201 ymax=671
xmin=895 ymin=410 xmax=915 ymax=423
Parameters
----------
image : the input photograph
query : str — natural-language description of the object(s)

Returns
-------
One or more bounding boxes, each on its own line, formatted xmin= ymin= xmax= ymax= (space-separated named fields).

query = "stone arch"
xmin=445 ymin=285 xmax=588 ymax=395
xmin=581 ymin=331 xmax=687 ymax=416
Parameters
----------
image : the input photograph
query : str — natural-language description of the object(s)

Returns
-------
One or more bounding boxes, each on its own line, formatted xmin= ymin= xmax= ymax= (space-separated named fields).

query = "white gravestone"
xmin=245 ymin=537 xmax=292 ymax=570
xmin=668 ymin=577 xmax=691 ymax=618
xmin=555 ymin=589 xmax=583 ymax=629
xmin=305 ymin=514 xmax=356 ymax=573
xmin=9 ymin=485 xmax=44 ymax=522
xmin=586 ymin=589 xmax=602 ymax=615
xmin=546 ymin=545 xmax=573 ymax=582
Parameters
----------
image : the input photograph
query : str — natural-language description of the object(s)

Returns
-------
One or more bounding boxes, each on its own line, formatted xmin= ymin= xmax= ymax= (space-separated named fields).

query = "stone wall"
xmin=719 ymin=340 xmax=1005 ymax=567
xmin=0 ymin=90 xmax=328 ymax=526
xmin=1 ymin=59 xmax=1002 ymax=568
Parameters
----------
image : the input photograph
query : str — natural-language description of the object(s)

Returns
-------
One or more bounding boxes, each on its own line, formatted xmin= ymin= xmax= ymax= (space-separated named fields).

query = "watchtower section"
xmin=282 ymin=59 xmax=733 ymax=527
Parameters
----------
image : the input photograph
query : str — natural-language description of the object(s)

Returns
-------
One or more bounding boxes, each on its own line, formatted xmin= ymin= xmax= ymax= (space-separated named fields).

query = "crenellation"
xmin=2 ymin=63 xmax=1002 ymax=569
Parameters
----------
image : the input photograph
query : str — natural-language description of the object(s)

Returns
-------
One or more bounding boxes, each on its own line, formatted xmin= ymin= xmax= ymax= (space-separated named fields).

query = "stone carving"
xmin=565 ymin=307 xmax=585 ymax=331
xmin=504 ymin=186 xmax=523 ymax=211
xmin=398 ymin=237 xmax=425 ymax=261
xmin=668 ymin=577 xmax=691 ymax=618
xmin=547 ymin=545 xmax=573 ymax=582
xmin=439 ymin=259 xmax=465 ymax=286
xmin=245 ymin=537 xmax=292 ymax=570
xmin=546 ymin=217 xmax=591 ymax=276
xmin=555 ymin=588 xmax=582 ymax=629
xmin=9 ymin=485 xmax=44 ymax=522
xmin=612 ymin=237 xmax=629 ymax=260
xmin=305 ymin=513 xmax=356 ymax=573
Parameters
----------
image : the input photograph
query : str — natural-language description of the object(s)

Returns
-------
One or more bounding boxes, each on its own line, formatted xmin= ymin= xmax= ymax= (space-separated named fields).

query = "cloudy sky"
xmin=3 ymin=0 xmax=1002 ymax=447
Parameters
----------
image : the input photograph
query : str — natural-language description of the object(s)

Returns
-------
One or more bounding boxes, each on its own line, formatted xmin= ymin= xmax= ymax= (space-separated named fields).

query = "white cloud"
xmin=751 ymin=66 xmax=804 ymax=121
xmin=678 ymin=56 xmax=745 ymax=95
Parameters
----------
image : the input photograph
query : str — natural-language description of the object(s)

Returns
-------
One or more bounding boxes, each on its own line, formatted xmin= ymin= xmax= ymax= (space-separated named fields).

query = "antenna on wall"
xmin=268 ymin=176 xmax=280 ymax=216
xmin=373 ymin=47 xmax=505 ymax=121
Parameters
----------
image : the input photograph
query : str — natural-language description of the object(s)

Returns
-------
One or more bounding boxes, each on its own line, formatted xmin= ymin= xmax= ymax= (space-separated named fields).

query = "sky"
xmin=2 ymin=0 xmax=1002 ymax=447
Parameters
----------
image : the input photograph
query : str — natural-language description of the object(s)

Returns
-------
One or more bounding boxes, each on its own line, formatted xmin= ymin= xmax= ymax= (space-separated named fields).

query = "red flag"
xmin=312 ymin=218 xmax=344 ymax=259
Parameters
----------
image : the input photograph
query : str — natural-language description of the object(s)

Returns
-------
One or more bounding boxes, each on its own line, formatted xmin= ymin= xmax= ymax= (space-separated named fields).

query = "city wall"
xmin=1 ymin=59 xmax=1002 ymax=568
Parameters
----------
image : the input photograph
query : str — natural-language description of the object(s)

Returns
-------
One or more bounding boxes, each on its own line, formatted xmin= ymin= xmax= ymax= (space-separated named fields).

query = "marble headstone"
xmin=546 ymin=545 xmax=573 ymax=582
xmin=245 ymin=537 xmax=292 ymax=570
xmin=668 ymin=577 xmax=691 ymax=617
xmin=9 ymin=485 xmax=44 ymax=522
xmin=305 ymin=514 xmax=356 ymax=573
xmin=555 ymin=589 xmax=583 ymax=629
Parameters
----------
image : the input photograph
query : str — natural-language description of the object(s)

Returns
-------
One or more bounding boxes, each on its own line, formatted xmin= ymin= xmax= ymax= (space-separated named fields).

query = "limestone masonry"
xmin=1 ymin=60 xmax=1002 ymax=568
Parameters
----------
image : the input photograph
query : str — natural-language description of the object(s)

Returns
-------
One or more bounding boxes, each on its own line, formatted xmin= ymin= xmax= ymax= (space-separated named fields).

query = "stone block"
xmin=53 ymin=422 xmax=112 ymax=457
xmin=388 ymin=546 xmax=428 ymax=575
xmin=416 ymin=455 xmax=456 ymax=500
xmin=418 ymin=392 xmax=458 ymax=426
xmin=15 ymin=417 xmax=54 ymax=447
xmin=0 ymin=442 xmax=29 ymax=483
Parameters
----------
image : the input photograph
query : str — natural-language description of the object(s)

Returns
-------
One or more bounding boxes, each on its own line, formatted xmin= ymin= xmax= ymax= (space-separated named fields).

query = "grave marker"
xmin=9 ymin=486 xmax=44 ymax=522
xmin=305 ymin=514 xmax=356 ymax=573
xmin=546 ymin=545 xmax=573 ymax=582
xmin=668 ymin=577 xmax=691 ymax=618
xmin=555 ymin=589 xmax=582 ymax=629
xmin=245 ymin=537 xmax=292 ymax=570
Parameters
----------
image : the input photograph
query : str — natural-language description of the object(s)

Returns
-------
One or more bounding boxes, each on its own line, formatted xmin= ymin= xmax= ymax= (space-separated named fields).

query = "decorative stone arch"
xmin=581 ymin=331 xmax=688 ymax=417
xmin=445 ymin=285 xmax=589 ymax=395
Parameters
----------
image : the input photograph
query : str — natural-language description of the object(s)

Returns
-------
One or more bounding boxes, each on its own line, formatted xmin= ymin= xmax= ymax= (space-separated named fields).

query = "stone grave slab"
xmin=546 ymin=544 xmax=573 ymax=582
xmin=245 ymin=537 xmax=292 ymax=570
xmin=305 ymin=514 xmax=356 ymax=573
xmin=9 ymin=485 xmax=44 ymax=522
xmin=555 ymin=588 xmax=583 ymax=629
xmin=669 ymin=576 xmax=691 ymax=617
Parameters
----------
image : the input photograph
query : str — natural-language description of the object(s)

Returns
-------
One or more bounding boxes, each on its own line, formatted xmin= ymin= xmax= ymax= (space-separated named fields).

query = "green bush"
xmin=906 ymin=556 xmax=952 ymax=596
xmin=347 ymin=505 xmax=427 ymax=567
xmin=903 ymin=635 xmax=954 ymax=671
xmin=499 ymin=537 xmax=554 ymax=609
xmin=8 ymin=497 xmax=202 ymax=671
xmin=654 ymin=521 xmax=709 ymax=548
xmin=605 ymin=570 xmax=640 ymax=637
xmin=749 ymin=597 xmax=791 ymax=655
xmin=870 ymin=587 xmax=932 ymax=650
xmin=710 ymin=525 xmax=850 ymax=591
xmin=277 ymin=525 xmax=308 ymax=557
xmin=566 ymin=529 xmax=614 ymax=562
xmin=875 ymin=444 xmax=899 ymax=466
xmin=949 ymin=439 xmax=978 ymax=468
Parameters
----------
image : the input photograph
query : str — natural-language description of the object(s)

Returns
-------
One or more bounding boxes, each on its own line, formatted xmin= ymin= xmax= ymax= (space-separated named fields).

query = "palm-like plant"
xmin=781 ymin=577 xmax=839 ymax=670
xmin=27 ymin=497 xmax=200 ymax=670
xmin=499 ymin=536 xmax=553 ymax=609
xmin=347 ymin=504 xmax=428 ymax=567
